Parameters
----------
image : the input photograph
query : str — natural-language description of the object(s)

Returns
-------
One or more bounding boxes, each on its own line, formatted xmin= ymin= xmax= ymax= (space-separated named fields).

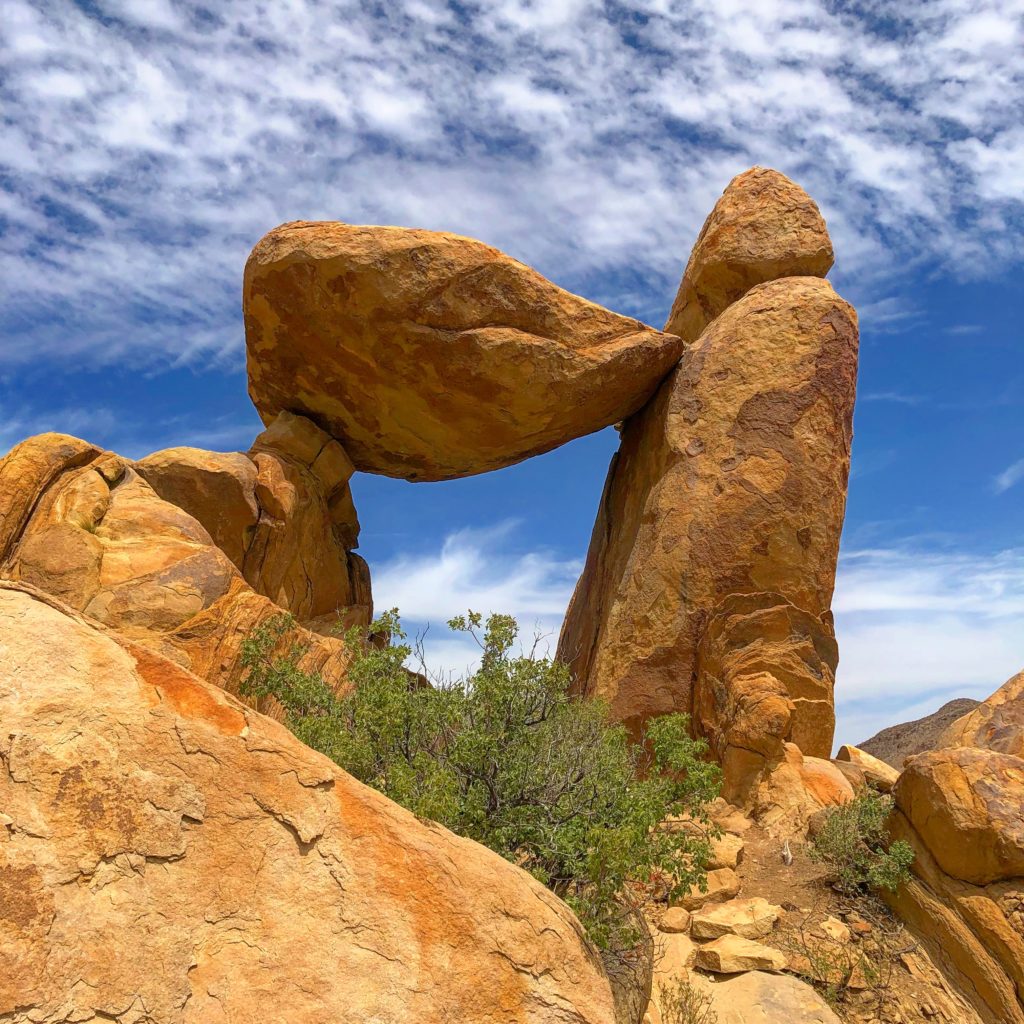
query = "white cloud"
xmin=1 ymin=0 xmax=1022 ymax=367
xmin=994 ymin=457 xmax=1024 ymax=494
xmin=369 ymin=530 xmax=1024 ymax=748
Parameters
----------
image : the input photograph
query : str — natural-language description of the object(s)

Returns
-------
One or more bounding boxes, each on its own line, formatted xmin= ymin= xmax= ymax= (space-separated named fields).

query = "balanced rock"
xmin=836 ymin=743 xmax=899 ymax=792
xmin=694 ymin=935 xmax=787 ymax=974
xmin=244 ymin=222 xmax=683 ymax=481
xmin=690 ymin=897 xmax=782 ymax=941
xmin=0 ymin=582 xmax=615 ymax=1024
xmin=559 ymin=274 xmax=857 ymax=749
xmin=936 ymin=669 xmax=1024 ymax=757
xmin=665 ymin=166 xmax=834 ymax=344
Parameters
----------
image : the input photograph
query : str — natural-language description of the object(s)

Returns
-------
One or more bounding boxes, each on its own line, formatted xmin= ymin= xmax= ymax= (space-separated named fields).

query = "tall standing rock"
xmin=559 ymin=169 xmax=855 ymax=784
xmin=244 ymin=222 xmax=683 ymax=481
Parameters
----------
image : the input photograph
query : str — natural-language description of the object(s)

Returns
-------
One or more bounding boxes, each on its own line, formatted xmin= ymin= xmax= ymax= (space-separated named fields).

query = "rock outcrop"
xmin=665 ymin=166 xmax=834 ymax=344
xmin=559 ymin=170 xmax=855 ymax=810
xmin=835 ymin=743 xmax=899 ymax=792
xmin=0 ymin=582 xmax=616 ymax=1024
xmin=886 ymin=747 xmax=1024 ymax=1024
xmin=859 ymin=696 xmax=982 ymax=768
xmin=244 ymin=221 xmax=683 ymax=481
xmin=0 ymin=428 xmax=359 ymax=697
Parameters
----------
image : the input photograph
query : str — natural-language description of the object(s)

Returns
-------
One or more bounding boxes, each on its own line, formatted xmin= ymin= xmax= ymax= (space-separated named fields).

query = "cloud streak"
xmin=2 ymin=0 xmax=1023 ymax=369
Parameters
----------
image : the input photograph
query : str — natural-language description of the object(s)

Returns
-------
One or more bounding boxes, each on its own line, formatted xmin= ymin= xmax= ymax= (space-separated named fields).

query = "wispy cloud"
xmin=994 ymin=457 xmax=1024 ymax=494
xmin=859 ymin=391 xmax=924 ymax=405
xmin=2 ymin=0 xmax=1023 ymax=368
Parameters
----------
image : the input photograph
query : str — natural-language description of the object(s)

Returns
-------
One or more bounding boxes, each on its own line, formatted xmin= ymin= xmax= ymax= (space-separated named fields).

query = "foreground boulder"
xmin=886 ymin=747 xmax=1024 ymax=1024
xmin=0 ymin=582 xmax=616 ymax=1024
xmin=244 ymin=222 xmax=683 ymax=481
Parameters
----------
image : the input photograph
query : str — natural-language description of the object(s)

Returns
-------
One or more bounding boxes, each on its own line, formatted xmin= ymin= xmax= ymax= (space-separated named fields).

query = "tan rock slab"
xmin=244 ymin=221 xmax=683 ymax=481
xmin=705 ymin=971 xmax=840 ymax=1022
xmin=691 ymin=897 xmax=782 ymax=941
xmin=695 ymin=936 xmax=787 ymax=974
xmin=836 ymin=743 xmax=899 ymax=792
xmin=659 ymin=908 xmax=691 ymax=934
xmin=677 ymin=867 xmax=741 ymax=910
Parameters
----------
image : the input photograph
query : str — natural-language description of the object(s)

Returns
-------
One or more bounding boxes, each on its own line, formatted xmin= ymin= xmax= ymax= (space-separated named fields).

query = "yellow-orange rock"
xmin=0 ymin=433 xmax=352 ymax=695
xmin=755 ymin=743 xmax=855 ymax=835
xmin=936 ymin=669 xmax=1024 ymax=757
xmin=836 ymin=743 xmax=899 ymax=792
xmin=244 ymin=222 xmax=684 ymax=481
xmin=559 ymin=276 xmax=857 ymax=745
xmin=0 ymin=582 xmax=615 ymax=1024
xmin=894 ymin=747 xmax=1024 ymax=886
xmin=665 ymin=167 xmax=834 ymax=344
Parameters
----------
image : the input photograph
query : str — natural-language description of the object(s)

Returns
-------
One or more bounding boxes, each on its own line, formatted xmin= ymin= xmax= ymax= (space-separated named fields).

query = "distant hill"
xmin=859 ymin=698 xmax=981 ymax=768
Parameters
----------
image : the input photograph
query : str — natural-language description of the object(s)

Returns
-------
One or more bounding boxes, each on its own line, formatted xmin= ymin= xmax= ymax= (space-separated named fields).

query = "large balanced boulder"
xmin=558 ymin=275 xmax=856 ymax=748
xmin=0 ymin=582 xmax=616 ymax=1024
xmin=244 ymin=222 xmax=683 ymax=481
xmin=665 ymin=166 xmax=834 ymax=344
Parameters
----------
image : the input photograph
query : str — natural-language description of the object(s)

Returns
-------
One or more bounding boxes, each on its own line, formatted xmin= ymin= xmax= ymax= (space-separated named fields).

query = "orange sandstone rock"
xmin=0 ymin=582 xmax=615 ymax=1024
xmin=244 ymin=221 xmax=683 ymax=481
xmin=936 ymin=669 xmax=1024 ymax=757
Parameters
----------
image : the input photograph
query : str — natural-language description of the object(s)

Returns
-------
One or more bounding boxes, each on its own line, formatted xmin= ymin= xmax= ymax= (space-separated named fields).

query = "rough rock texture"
xmin=936 ymin=669 xmax=1024 ymax=757
xmin=694 ymin=936 xmax=787 ymax=974
xmin=754 ymin=743 xmax=855 ymax=835
xmin=894 ymin=748 xmax=1024 ymax=886
xmin=690 ymin=898 xmax=781 ymax=941
xmin=677 ymin=867 xmax=742 ymax=910
xmin=665 ymin=167 xmax=834 ymax=344
xmin=559 ymin=275 xmax=857 ymax=759
xmin=244 ymin=221 xmax=684 ymax=481
xmin=0 ymin=432 xmax=354 ymax=696
xmin=859 ymin=697 xmax=980 ymax=768
xmin=696 ymin=971 xmax=840 ymax=1024
xmin=884 ymin=747 xmax=1024 ymax=1024
xmin=835 ymin=743 xmax=899 ymax=792
xmin=0 ymin=582 xmax=616 ymax=1024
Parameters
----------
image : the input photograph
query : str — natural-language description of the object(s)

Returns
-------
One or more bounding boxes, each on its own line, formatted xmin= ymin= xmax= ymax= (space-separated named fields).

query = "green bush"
xmin=241 ymin=609 xmax=721 ymax=951
xmin=658 ymin=977 xmax=718 ymax=1024
xmin=810 ymin=790 xmax=914 ymax=895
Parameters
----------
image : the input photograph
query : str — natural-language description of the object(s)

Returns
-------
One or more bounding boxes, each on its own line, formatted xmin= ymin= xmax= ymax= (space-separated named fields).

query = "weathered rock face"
xmin=894 ymin=748 xmax=1024 ymax=886
xmin=0 ymin=431 xmax=356 ymax=696
xmin=692 ymin=971 xmax=840 ymax=1024
xmin=559 ymin=276 xmax=857 ymax=751
xmin=936 ymin=669 xmax=1024 ymax=757
xmin=665 ymin=167 xmax=834 ymax=344
xmin=244 ymin=221 xmax=684 ymax=481
xmin=0 ymin=582 xmax=615 ymax=1024
xmin=835 ymin=743 xmax=899 ymax=792
xmin=887 ymin=747 xmax=1024 ymax=1024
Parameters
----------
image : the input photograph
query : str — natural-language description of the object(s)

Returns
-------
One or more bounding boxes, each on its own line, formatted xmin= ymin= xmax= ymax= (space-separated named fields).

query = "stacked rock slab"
xmin=244 ymin=221 xmax=683 ymax=481
xmin=0 ymin=581 xmax=615 ymax=1024
xmin=558 ymin=168 xmax=856 ymax=808
xmin=0 ymin=422 xmax=364 ymax=697
xmin=886 ymin=745 xmax=1024 ymax=1024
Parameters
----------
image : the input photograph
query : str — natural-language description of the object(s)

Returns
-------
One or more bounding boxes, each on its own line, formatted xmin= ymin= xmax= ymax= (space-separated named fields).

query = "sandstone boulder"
xmin=559 ymin=276 xmax=857 ymax=750
xmin=0 ymin=433 xmax=353 ymax=696
xmin=936 ymin=669 xmax=1024 ymax=757
xmin=755 ymin=743 xmax=855 ymax=835
xmin=894 ymin=747 xmax=1024 ymax=886
xmin=690 ymin=898 xmax=782 ymax=941
xmin=244 ymin=221 xmax=683 ymax=481
xmin=700 ymin=971 xmax=840 ymax=1024
xmin=694 ymin=936 xmax=787 ymax=974
xmin=665 ymin=166 xmax=834 ymax=344
xmin=0 ymin=582 xmax=615 ymax=1024
xmin=836 ymin=743 xmax=899 ymax=792
xmin=659 ymin=908 xmax=691 ymax=934
xmin=676 ymin=867 xmax=742 ymax=910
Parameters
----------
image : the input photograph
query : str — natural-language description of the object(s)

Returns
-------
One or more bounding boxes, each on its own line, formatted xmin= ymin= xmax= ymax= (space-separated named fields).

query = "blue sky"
xmin=2 ymin=0 xmax=1022 ymax=746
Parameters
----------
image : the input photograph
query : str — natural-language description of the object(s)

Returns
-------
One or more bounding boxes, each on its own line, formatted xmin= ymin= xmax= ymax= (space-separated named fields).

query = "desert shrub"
xmin=658 ymin=977 xmax=717 ymax=1024
xmin=810 ymin=790 xmax=914 ymax=895
xmin=241 ymin=610 xmax=721 ymax=951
